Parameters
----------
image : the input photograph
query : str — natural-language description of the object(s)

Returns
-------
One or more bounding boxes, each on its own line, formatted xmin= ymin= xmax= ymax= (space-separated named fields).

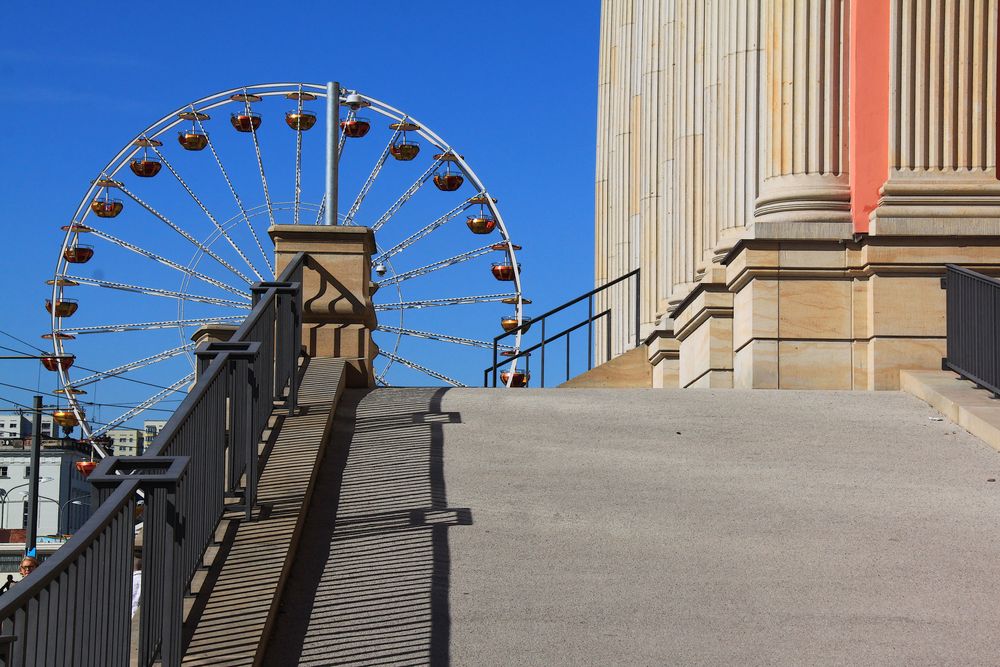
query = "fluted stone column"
xmin=873 ymin=0 xmax=1000 ymax=232
xmin=698 ymin=0 xmax=722 ymax=272
xmin=668 ymin=0 xmax=704 ymax=305
xmin=656 ymin=0 xmax=676 ymax=318
xmin=755 ymin=0 xmax=852 ymax=238
xmin=638 ymin=0 xmax=662 ymax=336
xmin=715 ymin=0 xmax=763 ymax=257
xmin=595 ymin=0 xmax=645 ymax=360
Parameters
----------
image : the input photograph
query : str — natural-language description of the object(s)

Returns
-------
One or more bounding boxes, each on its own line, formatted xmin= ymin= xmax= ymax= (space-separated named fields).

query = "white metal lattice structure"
xmin=48 ymin=82 xmax=527 ymax=450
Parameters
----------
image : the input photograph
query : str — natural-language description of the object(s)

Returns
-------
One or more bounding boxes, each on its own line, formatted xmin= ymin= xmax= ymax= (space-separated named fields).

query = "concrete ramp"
xmin=264 ymin=388 xmax=1000 ymax=665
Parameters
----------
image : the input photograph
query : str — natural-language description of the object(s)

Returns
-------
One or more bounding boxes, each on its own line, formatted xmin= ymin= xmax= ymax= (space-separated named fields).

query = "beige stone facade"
xmin=595 ymin=0 xmax=1000 ymax=390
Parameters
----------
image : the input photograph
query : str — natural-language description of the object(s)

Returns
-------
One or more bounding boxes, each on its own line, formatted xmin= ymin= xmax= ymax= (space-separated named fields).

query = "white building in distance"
xmin=107 ymin=428 xmax=144 ymax=457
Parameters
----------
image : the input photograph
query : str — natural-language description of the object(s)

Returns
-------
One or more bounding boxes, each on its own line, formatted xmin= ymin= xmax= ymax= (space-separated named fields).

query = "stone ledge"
xmin=900 ymin=369 xmax=1000 ymax=452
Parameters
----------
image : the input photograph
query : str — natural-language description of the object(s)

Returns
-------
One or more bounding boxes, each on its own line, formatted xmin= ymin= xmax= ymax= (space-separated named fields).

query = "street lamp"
xmin=9 ymin=492 xmax=88 ymax=537
xmin=0 ymin=477 xmax=54 ymax=530
xmin=58 ymin=496 xmax=89 ymax=536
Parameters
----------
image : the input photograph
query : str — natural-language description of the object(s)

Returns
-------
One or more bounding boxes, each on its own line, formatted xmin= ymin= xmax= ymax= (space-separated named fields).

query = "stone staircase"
xmin=180 ymin=384 xmax=1000 ymax=665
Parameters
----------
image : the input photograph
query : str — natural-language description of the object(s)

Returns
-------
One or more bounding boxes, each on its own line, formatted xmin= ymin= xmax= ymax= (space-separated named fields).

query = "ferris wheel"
xmin=45 ymin=82 xmax=531 ymax=450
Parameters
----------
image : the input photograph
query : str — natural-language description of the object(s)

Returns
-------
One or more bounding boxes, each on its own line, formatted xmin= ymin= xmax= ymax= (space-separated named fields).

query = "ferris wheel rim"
xmin=51 ymin=81 xmax=529 ymax=448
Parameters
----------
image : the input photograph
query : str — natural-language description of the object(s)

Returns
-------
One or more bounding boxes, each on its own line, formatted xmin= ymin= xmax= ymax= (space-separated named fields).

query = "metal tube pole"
xmin=587 ymin=296 xmax=593 ymax=370
xmin=26 ymin=395 xmax=42 ymax=554
xmin=540 ymin=320 xmax=546 ymax=388
xmin=324 ymin=81 xmax=340 ymax=226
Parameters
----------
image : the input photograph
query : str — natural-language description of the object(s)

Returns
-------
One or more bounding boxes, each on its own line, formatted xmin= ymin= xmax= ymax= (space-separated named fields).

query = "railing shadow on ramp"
xmin=263 ymin=387 xmax=470 ymax=666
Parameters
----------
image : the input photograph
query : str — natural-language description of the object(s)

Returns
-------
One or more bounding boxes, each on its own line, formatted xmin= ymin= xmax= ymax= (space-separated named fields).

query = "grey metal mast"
xmin=324 ymin=81 xmax=340 ymax=225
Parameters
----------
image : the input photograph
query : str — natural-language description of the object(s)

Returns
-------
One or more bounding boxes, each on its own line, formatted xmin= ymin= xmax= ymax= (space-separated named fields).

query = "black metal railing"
xmin=943 ymin=264 xmax=1000 ymax=396
xmin=0 ymin=253 xmax=306 ymax=667
xmin=484 ymin=269 xmax=640 ymax=387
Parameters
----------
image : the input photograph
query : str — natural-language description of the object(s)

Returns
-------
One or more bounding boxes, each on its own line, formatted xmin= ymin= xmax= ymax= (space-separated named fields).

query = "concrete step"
xmin=559 ymin=344 xmax=651 ymax=388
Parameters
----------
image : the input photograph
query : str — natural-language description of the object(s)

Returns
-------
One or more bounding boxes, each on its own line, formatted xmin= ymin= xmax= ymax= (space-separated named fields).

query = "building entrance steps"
xmin=262 ymin=387 xmax=1000 ymax=665
xmin=558 ymin=344 xmax=652 ymax=388
xmin=901 ymin=369 xmax=1000 ymax=452
xmin=180 ymin=357 xmax=347 ymax=666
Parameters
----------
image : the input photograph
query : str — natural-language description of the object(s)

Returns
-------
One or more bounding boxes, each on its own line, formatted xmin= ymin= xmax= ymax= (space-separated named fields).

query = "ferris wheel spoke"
xmin=293 ymin=95 xmax=304 ymax=226
xmin=62 ymin=276 xmax=252 ymax=309
xmin=375 ymin=244 xmax=495 ymax=287
xmin=376 ymin=325 xmax=514 ymax=351
xmin=338 ymin=110 xmax=350 ymax=157
xmin=198 ymin=118 xmax=274 ymax=275
xmin=313 ymin=193 xmax=327 ymax=226
xmin=88 ymin=228 xmax=249 ymax=298
xmin=117 ymin=183 xmax=254 ymax=285
xmin=370 ymin=159 xmax=444 ymax=232
xmin=149 ymin=145 xmax=265 ymax=281
xmin=240 ymin=97 xmax=278 ymax=232
xmin=57 ymin=316 xmax=247 ymax=336
xmin=343 ymin=126 xmax=402 ymax=225
xmin=373 ymin=198 xmax=479 ymax=264
xmin=90 ymin=374 xmax=194 ymax=438
xmin=72 ymin=344 xmax=196 ymax=387
xmin=374 ymin=292 xmax=520 ymax=311
xmin=377 ymin=350 xmax=467 ymax=387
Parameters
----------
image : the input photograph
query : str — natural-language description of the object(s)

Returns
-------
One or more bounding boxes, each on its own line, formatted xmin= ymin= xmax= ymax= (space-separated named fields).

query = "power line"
xmin=0 ymin=394 xmax=159 ymax=432
xmin=0 ymin=342 xmax=191 ymax=395
xmin=0 ymin=329 xmax=47 ymax=355
xmin=0 ymin=382 xmax=181 ymax=413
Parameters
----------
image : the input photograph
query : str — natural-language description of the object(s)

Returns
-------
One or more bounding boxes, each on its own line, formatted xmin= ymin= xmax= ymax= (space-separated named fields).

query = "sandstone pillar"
xmin=656 ymin=0 xmax=677 ymax=319
xmin=668 ymin=0 xmax=704 ymax=306
xmin=702 ymin=0 xmax=722 ymax=267
xmin=716 ymin=0 xmax=763 ymax=256
xmin=872 ymin=0 xmax=1000 ymax=232
xmin=639 ymin=0 xmax=662 ymax=338
xmin=755 ymin=0 xmax=852 ymax=239
xmin=269 ymin=225 xmax=377 ymax=388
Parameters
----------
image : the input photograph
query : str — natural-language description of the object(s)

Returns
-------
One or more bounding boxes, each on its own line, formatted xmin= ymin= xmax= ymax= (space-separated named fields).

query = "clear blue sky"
xmin=0 ymin=1 xmax=601 ymax=431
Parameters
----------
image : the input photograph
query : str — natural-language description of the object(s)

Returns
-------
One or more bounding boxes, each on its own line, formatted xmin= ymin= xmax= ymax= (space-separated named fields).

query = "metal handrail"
xmin=484 ymin=269 xmax=640 ymax=387
xmin=0 ymin=252 xmax=307 ymax=667
xmin=942 ymin=264 xmax=1000 ymax=396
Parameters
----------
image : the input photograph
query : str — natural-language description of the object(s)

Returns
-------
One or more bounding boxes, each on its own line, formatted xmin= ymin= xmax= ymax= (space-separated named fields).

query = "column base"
xmin=645 ymin=319 xmax=680 ymax=389
xmin=720 ymin=236 xmax=1000 ymax=390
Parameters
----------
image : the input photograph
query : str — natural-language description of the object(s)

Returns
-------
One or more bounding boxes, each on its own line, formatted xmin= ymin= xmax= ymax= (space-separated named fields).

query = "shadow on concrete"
xmin=263 ymin=387 xmax=468 ymax=666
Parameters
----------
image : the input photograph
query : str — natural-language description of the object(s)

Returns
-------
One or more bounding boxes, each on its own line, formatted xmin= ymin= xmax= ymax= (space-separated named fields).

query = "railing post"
xmin=566 ymin=335 xmax=571 ymax=382
xmin=634 ymin=269 xmax=641 ymax=348
xmin=540 ymin=319 xmax=546 ymax=388
xmin=588 ymin=296 xmax=593 ymax=371
xmin=492 ymin=336 xmax=499 ymax=388
xmin=195 ymin=343 xmax=262 ymax=520
xmin=89 ymin=456 xmax=188 ymax=667
xmin=289 ymin=281 xmax=302 ymax=413
xmin=249 ymin=280 xmax=301 ymax=412
xmin=606 ymin=312 xmax=612 ymax=363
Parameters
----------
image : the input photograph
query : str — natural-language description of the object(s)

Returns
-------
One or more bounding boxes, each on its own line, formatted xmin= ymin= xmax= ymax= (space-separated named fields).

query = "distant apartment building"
xmin=27 ymin=413 xmax=56 ymax=438
xmin=1 ymin=413 xmax=56 ymax=443
xmin=0 ymin=415 xmax=29 ymax=444
xmin=107 ymin=428 xmax=144 ymax=457
xmin=143 ymin=419 xmax=167 ymax=444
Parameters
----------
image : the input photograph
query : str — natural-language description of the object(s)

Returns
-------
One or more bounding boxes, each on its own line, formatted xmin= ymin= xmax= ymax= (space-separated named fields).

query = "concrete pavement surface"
xmin=265 ymin=387 xmax=1000 ymax=666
